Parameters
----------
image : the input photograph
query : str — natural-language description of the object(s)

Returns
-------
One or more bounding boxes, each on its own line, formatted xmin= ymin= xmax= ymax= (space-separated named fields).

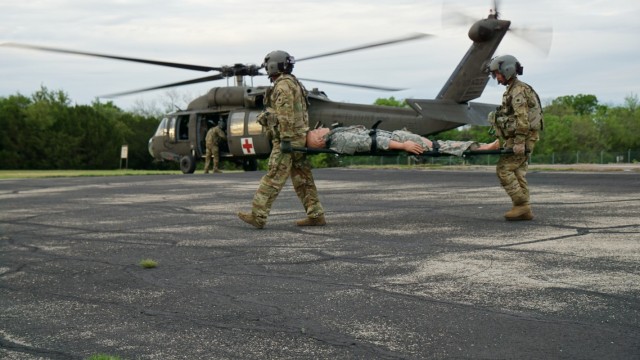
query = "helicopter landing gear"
xmin=242 ymin=158 xmax=258 ymax=172
xmin=179 ymin=155 xmax=196 ymax=174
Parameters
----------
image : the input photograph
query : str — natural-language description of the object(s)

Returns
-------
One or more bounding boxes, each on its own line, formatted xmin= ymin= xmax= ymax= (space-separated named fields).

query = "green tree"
xmin=546 ymin=94 xmax=600 ymax=116
xmin=600 ymin=94 xmax=640 ymax=151
xmin=0 ymin=94 xmax=32 ymax=169
xmin=374 ymin=97 xmax=408 ymax=108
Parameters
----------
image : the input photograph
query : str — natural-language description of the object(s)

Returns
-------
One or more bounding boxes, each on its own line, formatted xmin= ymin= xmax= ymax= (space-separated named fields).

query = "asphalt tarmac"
xmin=1 ymin=168 xmax=639 ymax=359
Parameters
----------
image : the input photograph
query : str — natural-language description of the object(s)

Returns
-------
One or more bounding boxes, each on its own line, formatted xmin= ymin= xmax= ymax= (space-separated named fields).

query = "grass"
xmin=0 ymin=169 xmax=182 ymax=179
xmin=2 ymin=164 xmax=634 ymax=180
xmin=87 ymin=355 xmax=122 ymax=360
xmin=139 ymin=259 xmax=158 ymax=269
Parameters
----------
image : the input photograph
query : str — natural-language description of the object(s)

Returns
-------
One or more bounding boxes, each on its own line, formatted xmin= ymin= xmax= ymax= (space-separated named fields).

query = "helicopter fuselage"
xmin=148 ymin=83 xmax=499 ymax=173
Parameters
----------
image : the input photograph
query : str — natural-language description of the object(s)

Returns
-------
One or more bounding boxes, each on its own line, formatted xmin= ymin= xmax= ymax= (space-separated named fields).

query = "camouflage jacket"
xmin=264 ymin=74 xmax=310 ymax=140
xmin=491 ymin=78 xmax=543 ymax=144
xmin=205 ymin=126 xmax=226 ymax=147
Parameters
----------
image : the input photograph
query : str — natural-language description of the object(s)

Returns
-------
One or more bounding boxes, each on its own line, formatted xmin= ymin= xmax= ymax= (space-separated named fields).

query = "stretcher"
xmin=283 ymin=123 xmax=521 ymax=157
xmin=287 ymin=145 xmax=517 ymax=157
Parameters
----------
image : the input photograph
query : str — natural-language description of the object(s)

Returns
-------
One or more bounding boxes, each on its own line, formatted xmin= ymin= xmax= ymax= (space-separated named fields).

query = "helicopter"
xmin=2 ymin=3 xmax=549 ymax=173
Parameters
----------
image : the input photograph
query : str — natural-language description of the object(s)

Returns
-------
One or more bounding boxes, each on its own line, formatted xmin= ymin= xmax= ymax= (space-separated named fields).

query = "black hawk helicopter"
xmin=2 ymin=3 xmax=550 ymax=173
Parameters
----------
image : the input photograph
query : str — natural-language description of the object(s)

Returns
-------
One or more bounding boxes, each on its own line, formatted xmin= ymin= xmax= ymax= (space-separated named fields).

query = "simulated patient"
xmin=306 ymin=125 xmax=499 ymax=156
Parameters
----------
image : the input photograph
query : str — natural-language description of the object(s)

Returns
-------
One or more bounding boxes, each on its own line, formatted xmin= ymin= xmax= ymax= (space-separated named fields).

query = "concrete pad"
xmin=1 ymin=168 xmax=639 ymax=359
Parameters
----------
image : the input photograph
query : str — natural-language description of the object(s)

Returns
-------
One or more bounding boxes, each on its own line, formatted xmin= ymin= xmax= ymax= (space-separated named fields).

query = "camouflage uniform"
xmin=204 ymin=125 xmax=227 ymax=173
xmin=490 ymin=78 xmax=543 ymax=216
xmin=247 ymin=74 xmax=324 ymax=227
xmin=325 ymin=125 xmax=481 ymax=157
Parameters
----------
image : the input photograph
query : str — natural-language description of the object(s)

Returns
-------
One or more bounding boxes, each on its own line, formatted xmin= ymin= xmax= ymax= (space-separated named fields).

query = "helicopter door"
xmin=176 ymin=115 xmax=190 ymax=141
xmin=196 ymin=113 xmax=230 ymax=157
xmin=227 ymin=110 xmax=271 ymax=157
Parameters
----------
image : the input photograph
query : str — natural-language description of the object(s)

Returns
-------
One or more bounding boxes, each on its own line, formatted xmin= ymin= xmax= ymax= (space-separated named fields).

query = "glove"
xmin=280 ymin=140 xmax=292 ymax=153
xmin=513 ymin=143 xmax=526 ymax=156
xmin=256 ymin=111 xmax=270 ymax=126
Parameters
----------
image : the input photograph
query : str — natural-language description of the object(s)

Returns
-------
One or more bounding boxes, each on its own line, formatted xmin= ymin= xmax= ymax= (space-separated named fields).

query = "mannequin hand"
xmin=403 ymin=141 xmax=424 ymax=155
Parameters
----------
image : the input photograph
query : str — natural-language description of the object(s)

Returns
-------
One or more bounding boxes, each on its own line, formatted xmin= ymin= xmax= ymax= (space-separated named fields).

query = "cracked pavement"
xmin=1 ymin=168 xmax=639 ymax=359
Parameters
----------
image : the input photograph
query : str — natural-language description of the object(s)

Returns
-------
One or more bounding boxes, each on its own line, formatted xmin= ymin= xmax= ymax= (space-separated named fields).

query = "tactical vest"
xmin=491 ymin=79 xmax=543 ymax=139
xmin=267 ymin=74 xmax=310 ymax=139
xmin=503 ymin=79 xmax=544 ymax=132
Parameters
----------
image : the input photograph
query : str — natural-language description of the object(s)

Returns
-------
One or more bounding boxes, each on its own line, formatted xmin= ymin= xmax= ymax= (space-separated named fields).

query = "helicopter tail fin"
xmin=436 ymin=19 xmax=510 ymax=103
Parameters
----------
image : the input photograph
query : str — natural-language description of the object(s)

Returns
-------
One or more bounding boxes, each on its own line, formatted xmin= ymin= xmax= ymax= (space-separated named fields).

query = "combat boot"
xmin=296 ymin=215 xmax=326 ymax=227
xmin=214 ymin=168 xmax=222 ymax=173
xmin=504 ymin=205 xmax=534 ymax=221
xmin=238 ymin=212 xmax=265 ymax=229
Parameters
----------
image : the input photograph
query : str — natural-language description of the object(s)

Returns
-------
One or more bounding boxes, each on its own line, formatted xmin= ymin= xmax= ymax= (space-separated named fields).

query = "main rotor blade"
xmin=297 ymin=78 xmax=405 ymax=91
xmin=441 ymin=6 xmax=477 ymax=28
xmin=510 ymin=26 xmax=553 ymax=56
xmin=1 ymin=42 xmax=220 ymax=72
xmin=296 ymin=33 xmax=432 ymax=62
xmin=101 ymin=74 xmax=226 ymax=98
xmin=442 ymin=0 xmax=500 ymax=28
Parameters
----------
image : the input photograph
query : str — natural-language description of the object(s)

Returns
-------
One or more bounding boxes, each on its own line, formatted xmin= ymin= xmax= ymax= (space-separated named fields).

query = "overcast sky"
xmin=1 ymin=0 xmax=638 ymax=112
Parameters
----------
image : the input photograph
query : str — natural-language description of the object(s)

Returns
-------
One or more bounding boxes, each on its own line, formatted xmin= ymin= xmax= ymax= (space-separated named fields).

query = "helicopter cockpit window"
xmin=168 ymin=117 xmax=176 ymax=142
xmin=154 ymin=117 xmax=168 ymax=137
xmin=229 ymin=112 xmax=246 ymax=137
xmin=247 ymin=111 xmax=263 ymax=135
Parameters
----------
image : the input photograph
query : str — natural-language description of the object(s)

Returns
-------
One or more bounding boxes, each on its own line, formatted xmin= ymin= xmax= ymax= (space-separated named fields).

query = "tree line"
xmin=1 ymin=88 xmax=638 ymax=170
xmin=0 ymin=87 xmax=175 ymax=170
xmin=429 ymin=94 xmax=640 ymax=163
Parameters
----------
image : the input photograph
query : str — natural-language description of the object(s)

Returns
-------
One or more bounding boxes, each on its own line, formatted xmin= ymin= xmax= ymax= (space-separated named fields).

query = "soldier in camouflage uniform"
xmin=488 ymin=55 xmax=543 ymax=221
xmin=204 ymin=121 xmax=227 ymax=173
xmin=306 ymin=125 xmax=499 ymax=156
xmin=237 ymin=50 xmax=325 ymax=229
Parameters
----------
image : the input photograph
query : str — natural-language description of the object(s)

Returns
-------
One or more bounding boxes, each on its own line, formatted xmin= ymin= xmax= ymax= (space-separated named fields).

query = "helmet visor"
xmin=488 ymin=61 xmax=500 ymax=79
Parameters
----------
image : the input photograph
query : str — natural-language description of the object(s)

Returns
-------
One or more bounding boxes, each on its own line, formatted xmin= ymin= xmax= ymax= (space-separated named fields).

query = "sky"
xmin=1 ymin=0 xmax=639 ymax=113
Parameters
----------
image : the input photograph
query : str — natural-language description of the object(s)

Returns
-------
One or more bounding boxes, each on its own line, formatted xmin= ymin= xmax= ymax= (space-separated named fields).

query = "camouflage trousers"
xmin=250 ymin=138 xmax=324 ymax=225
xmin=203 ymin=146 xmax=220 ymax=171
xmin=389 ymin=131 xmax=477 ymax=157
xmin=496 ymin=153 xmax=529 ymax=205
xmin=496 ymin=137 xmax=537 ymax=206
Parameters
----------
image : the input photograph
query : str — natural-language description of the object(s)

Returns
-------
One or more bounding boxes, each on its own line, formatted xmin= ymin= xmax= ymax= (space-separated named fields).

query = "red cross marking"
xmin=241 ymin=137 xmax=255 ymax=155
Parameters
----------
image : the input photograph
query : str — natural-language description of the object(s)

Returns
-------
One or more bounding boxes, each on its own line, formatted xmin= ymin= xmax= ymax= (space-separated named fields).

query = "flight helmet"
xmin=263 ymin=50 xmax=295 ymax=77
xmin=488 ymin=55 xmax=523 ymax=81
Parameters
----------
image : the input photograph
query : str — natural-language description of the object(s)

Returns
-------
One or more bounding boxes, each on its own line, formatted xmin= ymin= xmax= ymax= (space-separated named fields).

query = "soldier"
xmin=237 ymin=50 xmax=325 ymax=229
xmin=204 ymin=120 xmax=227 ymax=173
xmin=306 ymin=125 xmax=499 ymax=156
xmin=487 ymin=55 xmax=543 ymax=221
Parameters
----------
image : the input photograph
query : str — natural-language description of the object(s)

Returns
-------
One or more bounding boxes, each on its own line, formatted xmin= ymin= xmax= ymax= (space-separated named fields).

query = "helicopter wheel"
xmin=179 ymin=155 xmax=196 ymax=174
xmin=242 ymin=158 xmax=258 ymax=172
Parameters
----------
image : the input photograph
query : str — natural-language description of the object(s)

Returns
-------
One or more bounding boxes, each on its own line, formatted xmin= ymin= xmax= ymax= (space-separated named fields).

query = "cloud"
xmin=1 ymin=0 xmax=639 ymax=111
